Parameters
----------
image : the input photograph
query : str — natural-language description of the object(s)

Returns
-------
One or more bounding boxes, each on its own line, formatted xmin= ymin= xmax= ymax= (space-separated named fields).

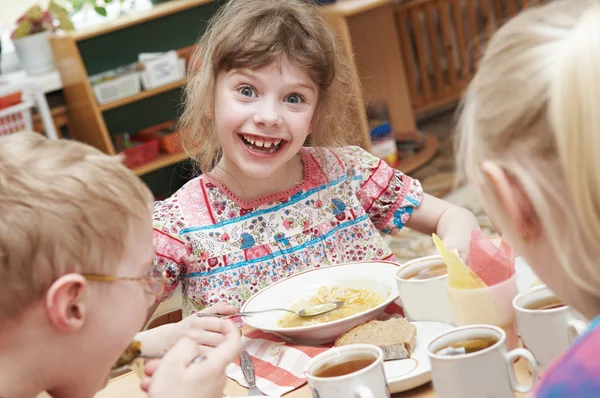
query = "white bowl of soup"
xmin=241 ymin=261 xmax=400 ymax=345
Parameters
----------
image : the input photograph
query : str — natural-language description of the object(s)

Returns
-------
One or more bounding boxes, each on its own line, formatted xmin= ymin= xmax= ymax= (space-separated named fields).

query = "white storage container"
xmin=90 ymin=70 xmax=141 ymax=105
xmin=0 ymin=100 xmax=34 ymax=136
xmin=139 ymin=50 xmax=186 ymax=90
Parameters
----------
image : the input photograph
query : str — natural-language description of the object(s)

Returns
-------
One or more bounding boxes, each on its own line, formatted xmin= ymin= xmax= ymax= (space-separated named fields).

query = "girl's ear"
xmin=480 ymin=161 xmax=540 ymax=241
xmin=207 ymin=104 xmax=215 ymax=120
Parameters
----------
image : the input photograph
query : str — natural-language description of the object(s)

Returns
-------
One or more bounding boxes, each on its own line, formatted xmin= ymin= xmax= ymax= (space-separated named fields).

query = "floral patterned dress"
xmin=152 ymin=146 xmax=423 ymax=316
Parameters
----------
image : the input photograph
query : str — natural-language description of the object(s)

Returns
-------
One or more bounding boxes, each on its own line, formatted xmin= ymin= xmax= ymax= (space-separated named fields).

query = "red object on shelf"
xmin=121 ymin=138 xmax=160 ymax=169
xmin=0 ymin=91 xmax=22 ymax=110
xmin=138 ymin=120 xmax=183 ymax=154
xmin=160 ymin=131 xmax=182 ymax=154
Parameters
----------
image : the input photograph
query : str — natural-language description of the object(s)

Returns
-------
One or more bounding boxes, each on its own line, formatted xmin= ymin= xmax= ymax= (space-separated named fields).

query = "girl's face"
xmin=212 ymin=56 xmax=319 ymax=180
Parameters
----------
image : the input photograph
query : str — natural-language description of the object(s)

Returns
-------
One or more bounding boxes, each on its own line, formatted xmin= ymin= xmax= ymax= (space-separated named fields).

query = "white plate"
xmin=241 ymin=261 xmax=400 ymax=345
xmin=385 ymin=321 xmax=454 ymax=393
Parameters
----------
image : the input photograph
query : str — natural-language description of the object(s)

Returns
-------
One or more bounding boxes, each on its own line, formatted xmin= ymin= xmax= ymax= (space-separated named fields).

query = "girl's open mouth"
xmin=240 ymin=134 xmax=285 ymax=154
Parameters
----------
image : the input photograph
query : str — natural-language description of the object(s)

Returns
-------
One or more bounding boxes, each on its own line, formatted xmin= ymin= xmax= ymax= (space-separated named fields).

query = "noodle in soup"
xmin=277 ymin=286 xmax=386 ymax=328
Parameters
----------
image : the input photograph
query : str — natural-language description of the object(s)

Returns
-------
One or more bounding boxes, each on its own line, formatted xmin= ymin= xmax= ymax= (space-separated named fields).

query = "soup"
xmin=277 ymin=286 xmax=386 ymax=328
xmin=314 ymin=356 xmax=376 ymax=378
xmin=435 ymin=337 xmax=498 ymax=357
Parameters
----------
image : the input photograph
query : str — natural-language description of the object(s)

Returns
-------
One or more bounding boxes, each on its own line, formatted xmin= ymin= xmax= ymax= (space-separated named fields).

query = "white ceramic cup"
xmin=395 ymin=255 xmax=454 ymax=324
xmin=304 ymin=344 xmax=390 ymax=398
xmin=513 ymin=285 xmax=588 ymax=371
xmin=427 ymin=324 xmax=537 ymax=398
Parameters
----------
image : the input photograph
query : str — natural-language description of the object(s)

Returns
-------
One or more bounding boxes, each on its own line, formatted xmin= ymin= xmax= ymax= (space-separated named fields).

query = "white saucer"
xmin=385 ymin=321 xmax=454 ymax=393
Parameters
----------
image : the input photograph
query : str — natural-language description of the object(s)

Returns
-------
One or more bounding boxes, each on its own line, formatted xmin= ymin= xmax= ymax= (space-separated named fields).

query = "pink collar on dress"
xmin=203 ymin=147 xmax=324 ymax=208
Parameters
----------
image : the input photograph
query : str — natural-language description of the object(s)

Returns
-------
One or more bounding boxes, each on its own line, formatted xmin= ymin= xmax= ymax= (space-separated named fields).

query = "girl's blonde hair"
xmin=457 ymin=0 xmax=600 ymax=297
xmin=179 ymin=0 xmax=364 ymax=172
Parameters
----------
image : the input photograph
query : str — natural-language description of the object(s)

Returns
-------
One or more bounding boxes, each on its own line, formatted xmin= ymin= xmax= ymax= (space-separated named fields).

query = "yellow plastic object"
xmin=432 ymin=234 xmax=487 ymax=289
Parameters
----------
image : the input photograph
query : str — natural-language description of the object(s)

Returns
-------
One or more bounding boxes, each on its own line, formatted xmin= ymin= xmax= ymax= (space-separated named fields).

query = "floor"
xmin=411 ymin=110 xmax=459 ymax=198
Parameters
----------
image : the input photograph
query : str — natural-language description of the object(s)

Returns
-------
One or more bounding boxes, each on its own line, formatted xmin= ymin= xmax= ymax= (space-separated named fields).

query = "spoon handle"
xmin=196 ymin=308 xmax=293 ymax=319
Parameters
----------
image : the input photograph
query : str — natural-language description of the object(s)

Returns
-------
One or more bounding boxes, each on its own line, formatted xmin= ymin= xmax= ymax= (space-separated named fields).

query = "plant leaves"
xmin=48 ymin=0 xmax=75 ymax=31
xmin=94 ymin=6 xmax=108 ymax=16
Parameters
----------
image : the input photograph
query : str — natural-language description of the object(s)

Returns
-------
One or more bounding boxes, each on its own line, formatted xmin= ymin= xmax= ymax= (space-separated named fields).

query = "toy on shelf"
xmin=114 ymin=132 xmax=160 ymax=170
xmin=139 ymin=120 xmax=183 ymax=154
xmin=367 ymin=101 xmax=398 ymax=167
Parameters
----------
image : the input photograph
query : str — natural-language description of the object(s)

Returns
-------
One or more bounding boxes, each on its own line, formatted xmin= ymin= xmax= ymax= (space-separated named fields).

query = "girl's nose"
xmin=253 ymin=99 xmax=282 ymax=128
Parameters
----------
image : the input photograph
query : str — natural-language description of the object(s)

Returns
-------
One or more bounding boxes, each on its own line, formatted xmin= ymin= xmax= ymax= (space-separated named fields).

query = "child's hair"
xmin=456 ymin=0 xmax=600 ymax=297
xmin=0 ymin=132 xmax=154 ymax=322
xmin=180 ymin=0 xmax=364 ymax=172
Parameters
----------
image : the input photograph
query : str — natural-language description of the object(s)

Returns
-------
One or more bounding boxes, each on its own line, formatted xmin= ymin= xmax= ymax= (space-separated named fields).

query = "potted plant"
xmin=11 ymin=1 xmax=74 ymax=76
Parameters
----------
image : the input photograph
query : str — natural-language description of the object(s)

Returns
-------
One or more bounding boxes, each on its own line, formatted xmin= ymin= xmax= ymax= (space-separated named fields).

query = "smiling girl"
xmin=150 ymin=0 xmax=479 ymax=320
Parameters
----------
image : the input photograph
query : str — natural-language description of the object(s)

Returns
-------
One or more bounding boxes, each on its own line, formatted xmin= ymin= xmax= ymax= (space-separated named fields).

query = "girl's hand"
xmin=177 ymin=302 xmax=239 ymax=346
xmin=142 ymin=320 xmax=242 ymax=398
xmin=135 ymin=301 xmax=239 ymax=354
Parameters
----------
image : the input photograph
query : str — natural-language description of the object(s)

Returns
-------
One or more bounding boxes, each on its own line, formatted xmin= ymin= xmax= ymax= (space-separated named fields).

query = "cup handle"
xmin=506 ymin=348 xmax=538 ymax=393
xmin=355 ymin=385 xmax=375 ymax=398
xmin=568 ymin=319 xmax=587 ymax=344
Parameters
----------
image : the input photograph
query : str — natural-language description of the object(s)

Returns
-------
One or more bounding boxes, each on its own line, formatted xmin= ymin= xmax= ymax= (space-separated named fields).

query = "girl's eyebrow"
xmin=229 ymin=69 xmax=259 ymax=81
xmin=228 ymin=69 xmax=316 ymax=93
xmin=289 ymin=82 xmax=316 ymax=94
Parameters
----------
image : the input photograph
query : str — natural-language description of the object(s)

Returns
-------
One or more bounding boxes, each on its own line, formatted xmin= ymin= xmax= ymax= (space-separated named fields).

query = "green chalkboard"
xmin=78 ymin=1 xmax=224 ymax=76
xmin=103 ymin=87 xmax=184 ymax=135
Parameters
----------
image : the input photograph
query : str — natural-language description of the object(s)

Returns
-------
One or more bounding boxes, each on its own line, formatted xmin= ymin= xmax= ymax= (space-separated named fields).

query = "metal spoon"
xmin=196 ymin=300 xmax=345 ymax=319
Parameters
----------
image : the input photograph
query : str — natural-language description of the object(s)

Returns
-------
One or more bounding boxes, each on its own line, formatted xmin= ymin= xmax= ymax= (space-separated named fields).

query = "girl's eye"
xmin=285 ymin=94 xmax=303 ymax=104
xmin=239 ymin=86 xmax=256 ymax=97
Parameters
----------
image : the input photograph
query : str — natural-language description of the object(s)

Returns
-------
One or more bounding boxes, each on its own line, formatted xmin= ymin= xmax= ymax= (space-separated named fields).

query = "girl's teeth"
xmin=242 ymin=135 xmax=282 ymax=151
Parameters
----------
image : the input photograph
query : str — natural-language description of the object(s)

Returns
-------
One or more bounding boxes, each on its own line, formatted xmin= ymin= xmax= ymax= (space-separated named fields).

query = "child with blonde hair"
xmin=0 ymin=132 xmax=240 ymax=398
xmin=456 ymin=0 xmax=600 ymax=395
xmin=150 ymin=0 xmax=478 ymax=324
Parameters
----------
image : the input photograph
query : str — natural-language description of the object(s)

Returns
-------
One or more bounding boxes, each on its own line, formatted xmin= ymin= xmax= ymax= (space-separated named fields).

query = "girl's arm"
xmin=405 ymin=193 xmax=479 ymax=258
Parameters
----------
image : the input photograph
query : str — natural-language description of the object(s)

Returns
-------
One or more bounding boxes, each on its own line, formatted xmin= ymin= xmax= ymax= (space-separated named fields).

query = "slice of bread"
xmin=334 ymin=318 xmax=417 ymax=361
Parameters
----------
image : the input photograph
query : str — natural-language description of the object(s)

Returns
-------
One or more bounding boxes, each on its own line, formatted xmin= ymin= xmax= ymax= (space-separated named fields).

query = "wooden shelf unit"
xmin=50 ymin=0 xmax=220 ymax=173
xmin=51 ymin=0 xmax=433 ymax=182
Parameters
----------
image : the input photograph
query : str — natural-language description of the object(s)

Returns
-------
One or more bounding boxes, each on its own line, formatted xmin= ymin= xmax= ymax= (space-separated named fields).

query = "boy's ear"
xmin=46 ymin=274 xmax=88 ymax=333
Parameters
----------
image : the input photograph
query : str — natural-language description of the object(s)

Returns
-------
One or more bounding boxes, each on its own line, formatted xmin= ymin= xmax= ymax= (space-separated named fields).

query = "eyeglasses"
xmin=82 ymin=267 xmax=167 ymax=298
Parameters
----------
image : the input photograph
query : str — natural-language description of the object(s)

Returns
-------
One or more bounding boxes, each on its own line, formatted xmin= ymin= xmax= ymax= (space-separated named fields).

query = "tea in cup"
xmin=513 ymin=285 xmax=588 ymax=371
xmin=304 ymin=344 xmax=389 ymax=398
xmin=428 ymin=324 xmax=537 ymax=398
xmin=396 ymin=255 xmax=454 ymax=324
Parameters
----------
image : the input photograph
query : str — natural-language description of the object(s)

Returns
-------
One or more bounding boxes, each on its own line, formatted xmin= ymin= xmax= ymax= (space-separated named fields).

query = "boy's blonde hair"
xmin=0 ymin=132 xmax=154 ymax=322
xmin=180 ymin=0 xmax=364 ymax=172
xmin=456 ymin=0 xmax=600 ymax=297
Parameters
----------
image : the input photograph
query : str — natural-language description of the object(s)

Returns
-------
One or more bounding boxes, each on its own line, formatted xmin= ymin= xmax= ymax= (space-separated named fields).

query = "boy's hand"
xmin=143 ymin=320 xmax=242 ymax=398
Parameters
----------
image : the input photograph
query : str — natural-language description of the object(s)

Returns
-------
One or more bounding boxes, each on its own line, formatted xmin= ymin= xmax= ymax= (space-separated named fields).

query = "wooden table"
xmin=96 ymin=357 xmax=532 ymax=398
